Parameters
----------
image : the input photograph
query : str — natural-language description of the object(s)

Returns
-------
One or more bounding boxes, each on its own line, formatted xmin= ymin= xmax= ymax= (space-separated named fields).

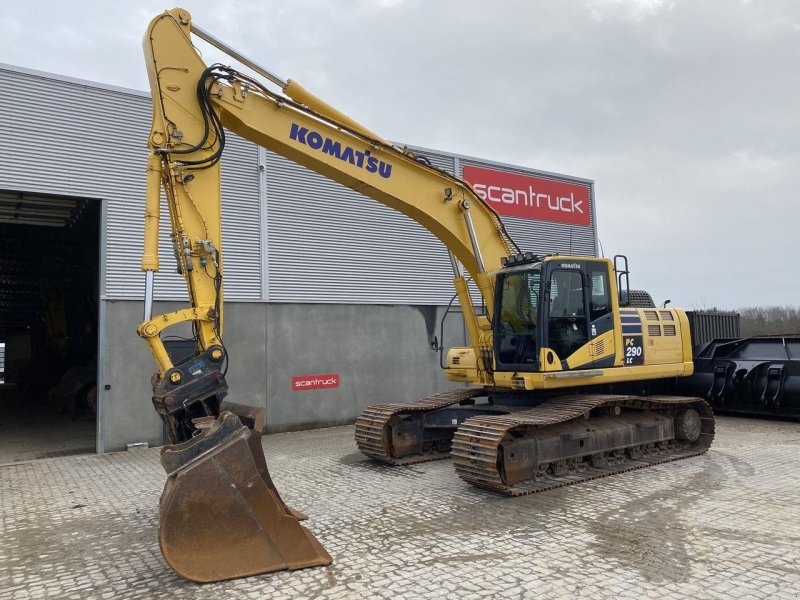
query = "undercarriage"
xmin=355 ymin=390 xmax=714 ymax=495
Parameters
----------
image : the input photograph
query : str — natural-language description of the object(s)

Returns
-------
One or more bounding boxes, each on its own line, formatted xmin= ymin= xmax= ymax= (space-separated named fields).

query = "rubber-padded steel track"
xmin=354 ymin=387 xmax=485 ymax=465
xmin=450 ymin=394 xmax=714 ymax=496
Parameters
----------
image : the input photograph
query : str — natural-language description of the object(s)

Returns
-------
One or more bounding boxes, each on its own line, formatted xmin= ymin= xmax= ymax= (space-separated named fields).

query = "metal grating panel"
xmin=0 ymin=66 xmax=262 ymax=301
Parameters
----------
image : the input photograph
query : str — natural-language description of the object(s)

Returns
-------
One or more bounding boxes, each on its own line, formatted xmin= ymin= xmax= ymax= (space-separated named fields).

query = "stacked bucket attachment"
xmin=356 ymin=391 xmax=714 ymax=496
xmin=678 ymin=335 xmax=800 ymax=419
xmin=157 ymin=401 xmax=331 ymax=583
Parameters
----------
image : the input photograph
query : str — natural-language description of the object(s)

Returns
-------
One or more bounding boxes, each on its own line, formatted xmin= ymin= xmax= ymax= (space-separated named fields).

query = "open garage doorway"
xmin=0 ymin=191 xmax=100 ymax=463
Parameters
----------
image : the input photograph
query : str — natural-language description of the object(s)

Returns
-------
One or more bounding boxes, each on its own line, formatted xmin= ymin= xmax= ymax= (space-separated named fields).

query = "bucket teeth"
xmin=158 ymin=412 xmax=331 ymax=583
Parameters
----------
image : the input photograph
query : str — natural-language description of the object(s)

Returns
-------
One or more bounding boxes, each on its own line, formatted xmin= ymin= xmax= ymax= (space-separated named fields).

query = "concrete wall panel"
xmin=101 ymin=300 xmax=466 ymax=450
xmin=102 ymin=300 xmax=167 ymax=451
xmin=263 ymin=303 xmax=466 ymax=432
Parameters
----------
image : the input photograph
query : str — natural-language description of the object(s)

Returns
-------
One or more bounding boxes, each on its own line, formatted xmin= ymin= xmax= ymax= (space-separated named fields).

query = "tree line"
xmin=737 ymin=306 xmax=800 ymax=337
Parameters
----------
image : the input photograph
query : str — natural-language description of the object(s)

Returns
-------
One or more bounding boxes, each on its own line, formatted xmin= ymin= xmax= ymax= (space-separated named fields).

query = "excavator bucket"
xmin=157 ymin=410 xmax=332 ymax=583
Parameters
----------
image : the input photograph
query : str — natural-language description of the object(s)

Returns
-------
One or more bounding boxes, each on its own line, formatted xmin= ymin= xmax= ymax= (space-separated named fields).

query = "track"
xmin=354 ymin=387 xmax=486 ymax=465
xmin=356 ymin=392 xmax=714 ymax=496
xmin=450 ymin=394 xmax=714 ymax=496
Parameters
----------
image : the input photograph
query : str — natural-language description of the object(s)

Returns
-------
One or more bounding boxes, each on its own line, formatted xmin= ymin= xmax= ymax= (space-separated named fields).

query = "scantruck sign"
xmin=463 ymin=165 xmax=591 ymax=226
xmin=291 ymin=373 xmax=340 ymax=391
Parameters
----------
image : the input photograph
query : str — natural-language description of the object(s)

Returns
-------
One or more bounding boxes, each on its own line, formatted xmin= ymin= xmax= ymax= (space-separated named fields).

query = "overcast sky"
xmin=2 ymin=0 xmax=798 ymax=309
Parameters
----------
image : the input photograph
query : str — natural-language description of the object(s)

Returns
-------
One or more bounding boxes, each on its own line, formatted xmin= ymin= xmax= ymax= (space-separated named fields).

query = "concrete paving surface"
xmin=0 ymin=386 xmax=95 ymax=465
xmin=1 ymin=416 xmax=799 ymax=599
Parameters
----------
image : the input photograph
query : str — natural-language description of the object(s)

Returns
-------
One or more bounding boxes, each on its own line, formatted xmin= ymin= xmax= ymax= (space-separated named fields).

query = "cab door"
xmin=587 ymin=261 xmax=616 ymax=368
xmin=546 ymin=264 xmax=590 ymax=364
xmin=493 ymin=268 xmax=541 ymax=371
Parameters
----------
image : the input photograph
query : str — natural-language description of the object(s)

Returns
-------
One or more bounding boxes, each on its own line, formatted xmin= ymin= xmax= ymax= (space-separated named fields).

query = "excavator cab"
xmin=493 ymin=255 xmax=617 ymax=373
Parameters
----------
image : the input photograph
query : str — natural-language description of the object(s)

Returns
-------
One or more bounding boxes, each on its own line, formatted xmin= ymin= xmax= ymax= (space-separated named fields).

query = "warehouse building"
xmin=0 ymin=63 xmax=597 ymax=454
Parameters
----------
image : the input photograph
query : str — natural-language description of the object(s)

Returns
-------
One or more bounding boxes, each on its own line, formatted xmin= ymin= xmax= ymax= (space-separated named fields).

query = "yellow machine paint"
xmin=138 ymin=7 xmax=517 ymax=382
xmin=446 ymin=255 xmax=694 ymax=390
xmin=138 ymin=7 xmax=705 ymax=584
xmin=138 ymin=6 xmax=521 ymax=583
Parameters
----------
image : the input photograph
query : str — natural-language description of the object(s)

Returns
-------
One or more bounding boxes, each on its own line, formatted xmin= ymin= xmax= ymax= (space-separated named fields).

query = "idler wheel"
xmin=674 ymin=408 xmax=701 ymax=442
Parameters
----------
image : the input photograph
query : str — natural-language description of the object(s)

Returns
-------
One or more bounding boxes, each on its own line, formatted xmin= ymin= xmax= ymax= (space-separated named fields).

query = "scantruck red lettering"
xmin=291 ymin=373 xmax=340 ymax=391
xmin=463 ymin=165 xmax=591 ymax=226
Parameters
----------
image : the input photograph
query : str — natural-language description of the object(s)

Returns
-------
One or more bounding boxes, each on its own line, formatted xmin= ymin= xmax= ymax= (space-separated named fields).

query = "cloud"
xmin=2 ymin=0 xmax=798 ymax=308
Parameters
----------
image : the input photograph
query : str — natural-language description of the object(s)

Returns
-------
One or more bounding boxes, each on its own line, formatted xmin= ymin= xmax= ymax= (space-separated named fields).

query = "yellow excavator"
xmin=139 ymin=8 xmax=713 ymax=584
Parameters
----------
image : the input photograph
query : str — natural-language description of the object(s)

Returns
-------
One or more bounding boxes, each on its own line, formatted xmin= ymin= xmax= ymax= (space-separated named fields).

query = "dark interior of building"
xmin=0 ymin=191 xmax=99 ymax=463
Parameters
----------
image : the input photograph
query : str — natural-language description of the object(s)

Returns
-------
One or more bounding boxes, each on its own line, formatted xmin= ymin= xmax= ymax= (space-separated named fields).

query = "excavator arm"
xmin=138 ymin=8 xmax=714 ymax=584
xmin=140 ymin=9 xmax=519 ymax=381
xmin=138 ymin=7 xmax=519 ymax=583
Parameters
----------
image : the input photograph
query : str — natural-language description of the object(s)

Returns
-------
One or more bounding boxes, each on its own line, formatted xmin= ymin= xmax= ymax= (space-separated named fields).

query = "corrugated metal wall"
xmin=686 ymin=311 xmax=741 ymax=347
xmin=0 ymin=65 xmax=262 ymax=302
xmin=265 ymin=146 xmax=597 ymax=304
xmin=1 ymin=65 xmax=596 ymax=306
xmin=264 ymin=148 xmax=457 ymax=304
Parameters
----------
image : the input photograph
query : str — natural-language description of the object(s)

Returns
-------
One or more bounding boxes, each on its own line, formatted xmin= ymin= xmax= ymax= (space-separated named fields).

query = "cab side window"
xmin=589 ymin=267 xmax=611 ymax=322
xmin=500 ymin=274 xmax=535 ymax=333
xmin=548 ymin=270 xmax=587 ymax=359
xmin=550 ymin=271 xmax=585 ymax=317
xmin=495 ymin=271 xmax=540 ymax=368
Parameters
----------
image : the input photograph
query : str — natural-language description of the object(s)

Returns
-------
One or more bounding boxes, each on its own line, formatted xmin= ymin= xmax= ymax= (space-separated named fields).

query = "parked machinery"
xmin=678 ymin=312 xmax=799 ymax=418
xmin=140 ymin=8 xmax=713 ymax=583
xmin=680 ymin=336 xmax=800 ymax=418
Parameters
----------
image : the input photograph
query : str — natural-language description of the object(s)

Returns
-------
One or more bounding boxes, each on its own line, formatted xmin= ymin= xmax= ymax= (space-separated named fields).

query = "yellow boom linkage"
xmin=138 ymin=7 xmax=517 ymax=583
xmin=138 ymin=6 xmax=711 ymax=585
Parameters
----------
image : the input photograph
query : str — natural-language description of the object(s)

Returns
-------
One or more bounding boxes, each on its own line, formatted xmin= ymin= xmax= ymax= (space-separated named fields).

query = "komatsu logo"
xmin=289 ymin=123 xmax=393 ymax=179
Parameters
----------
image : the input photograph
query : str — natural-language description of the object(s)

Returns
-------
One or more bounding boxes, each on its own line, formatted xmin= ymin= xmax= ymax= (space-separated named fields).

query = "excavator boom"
xmin=139 ymin=7 xmax=713 ymax=584
xmin=139 ymin=7 xmax=518 ymax=583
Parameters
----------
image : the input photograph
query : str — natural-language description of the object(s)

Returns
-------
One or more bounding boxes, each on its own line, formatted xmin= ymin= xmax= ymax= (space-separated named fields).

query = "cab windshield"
xmin=495 ymin=267 xmax=541 ymax=368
